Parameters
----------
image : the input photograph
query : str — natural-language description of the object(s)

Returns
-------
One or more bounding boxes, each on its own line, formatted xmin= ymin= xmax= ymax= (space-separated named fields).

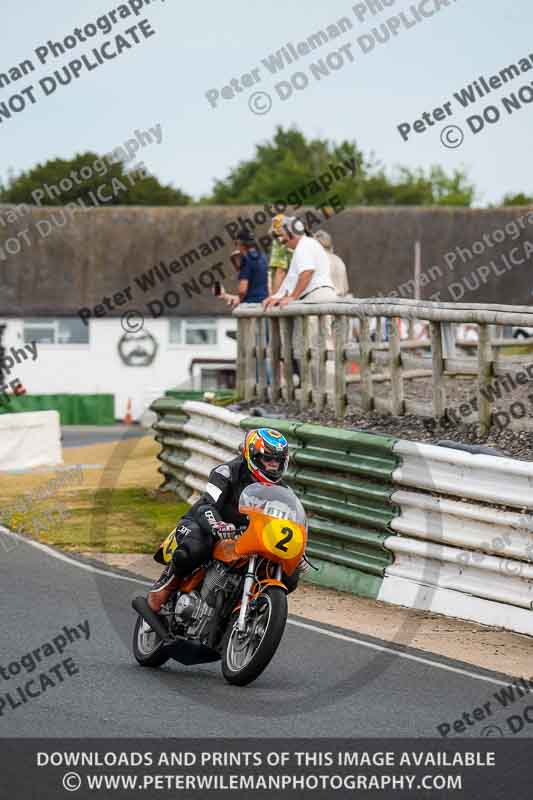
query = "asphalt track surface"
xmin=61 ymin=425 xmax=148 ymax=449
xmin=1 ymin=528 xmax=523 ymax=740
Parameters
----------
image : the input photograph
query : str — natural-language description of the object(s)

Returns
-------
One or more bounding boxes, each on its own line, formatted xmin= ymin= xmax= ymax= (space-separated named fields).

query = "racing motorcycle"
xmin=132 ymin=483 xmax=307 ymax=686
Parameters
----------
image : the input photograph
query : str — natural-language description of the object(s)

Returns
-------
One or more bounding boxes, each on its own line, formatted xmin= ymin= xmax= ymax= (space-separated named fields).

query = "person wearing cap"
xmin=220 ymin=229 xmax=269 ymax=308
xmin=314 ymin=230 xmax=350 ymax=297
xmin=263 ymin=216 xmax=336 ymax=309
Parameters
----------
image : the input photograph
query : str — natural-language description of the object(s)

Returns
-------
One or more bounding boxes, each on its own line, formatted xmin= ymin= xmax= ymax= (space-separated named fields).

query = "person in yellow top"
xmin=269 ymin=216 xmax=293 ymax=295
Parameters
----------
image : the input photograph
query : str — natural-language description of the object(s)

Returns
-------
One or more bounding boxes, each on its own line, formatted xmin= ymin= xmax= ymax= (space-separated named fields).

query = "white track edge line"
xmin=0 ymin=528 xmax=152 ymax=586
xmin=1 ymin=528 xmax=512 ymax=687
xmin=288 ymin=619 xmax=510 ymax=688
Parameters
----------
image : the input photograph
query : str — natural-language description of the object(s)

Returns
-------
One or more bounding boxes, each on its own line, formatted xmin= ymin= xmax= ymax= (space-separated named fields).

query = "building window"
xmin=169 ymin=318 xmax=218 ymax=346
xmin=169 ymin=320 xmax=183 ymax=345
xmin=201 ymin=368 xmax=236 ymax=390
xmin=23 ymin=318 xmax=89 ymax=345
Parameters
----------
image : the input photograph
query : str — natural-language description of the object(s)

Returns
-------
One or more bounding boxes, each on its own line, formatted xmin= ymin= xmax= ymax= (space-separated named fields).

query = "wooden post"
xmin=389 ymin=318 xmax=404 ymax=415
xmin=335 ymin=316 xmax=347 ymax=420
xmin=409 ymin=240 xmax=421 ymax=339
xmin=269 ymin=317 xmax=282 ymax=403
xmin=359 ymin=316 xmax=374 ymax=411
xmin=300 ymin=315 xmax=312 ymax=409
xmin=280 ymin=317 xmax=295 ymax=403
xmin=256 ymin=319 xmax=267 ymax=402
xmin=315 ymin=315 xmax=328 ymax=412
xmin=430 ymin=321 xmax=445 ymax=420
xmin=478 ymin=323 xmax=493 ymax=435
xmin=244 ymin=318 xmax=257 ymax=401
xmin=236 ymin=317 xmax=245 ymax=398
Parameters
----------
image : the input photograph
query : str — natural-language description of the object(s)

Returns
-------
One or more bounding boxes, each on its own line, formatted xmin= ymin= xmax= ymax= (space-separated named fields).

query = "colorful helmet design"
xmin=242 ymin=428 xmax=289 ymax=485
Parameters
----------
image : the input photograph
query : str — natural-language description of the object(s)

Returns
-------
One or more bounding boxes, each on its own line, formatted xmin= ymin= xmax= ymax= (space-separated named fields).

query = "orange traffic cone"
xmin=123 ymin=398 xmax=133 ymax=424
xmin=13 ymin=380 xmax=26 ymax=396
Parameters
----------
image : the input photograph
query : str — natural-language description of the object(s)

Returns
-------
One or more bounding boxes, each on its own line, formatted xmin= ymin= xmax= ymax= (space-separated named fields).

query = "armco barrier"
xmin=382 ymin=443 xmax=533 ymax=637
xmin=152 ymin=399 xmax=246 ymax=503
xmin=152 ymin=399 xmax=400 ymax=599
xmin=151 ymin=400 xmax=533 ymax=637
xmin=239 ymin=419 xmax=398 ymax=598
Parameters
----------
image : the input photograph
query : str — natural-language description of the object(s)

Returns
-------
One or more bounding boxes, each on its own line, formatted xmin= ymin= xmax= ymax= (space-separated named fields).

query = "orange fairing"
xmin=234 ymin=509 xmax=307 ymax=576
xmin=213 ymin=538 xmax=243 ymax=564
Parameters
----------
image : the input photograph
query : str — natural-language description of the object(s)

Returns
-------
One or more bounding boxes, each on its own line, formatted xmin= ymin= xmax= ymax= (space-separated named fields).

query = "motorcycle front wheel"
xmin=221 ymin=586 xmax=288 ymax=686
xmin=132 ymin=614 xmax=170 ymax=668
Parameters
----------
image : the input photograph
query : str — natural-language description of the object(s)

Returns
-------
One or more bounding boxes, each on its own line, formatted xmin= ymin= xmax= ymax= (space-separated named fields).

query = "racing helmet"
xmin=242 ymin=428 xmax=289 ymax=485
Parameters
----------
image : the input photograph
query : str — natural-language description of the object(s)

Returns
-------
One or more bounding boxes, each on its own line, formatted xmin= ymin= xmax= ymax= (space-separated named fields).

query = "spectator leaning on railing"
xmin=262 ymin=215 xmax=336 ymax=385
xmin=263 ymin=215 xmax=336 ymax=309
xmin=269 ymin=221 xmax=293 ymax=296
xmin=219 ymin=229 xmax=269 ymax=308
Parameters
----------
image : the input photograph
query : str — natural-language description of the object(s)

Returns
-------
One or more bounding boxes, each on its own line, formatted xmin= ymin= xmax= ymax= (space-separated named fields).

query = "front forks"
xmin=237 ymin=556 xmax=256 ymax=633
xmin=236 ymin=559 xmax=282 ymax=633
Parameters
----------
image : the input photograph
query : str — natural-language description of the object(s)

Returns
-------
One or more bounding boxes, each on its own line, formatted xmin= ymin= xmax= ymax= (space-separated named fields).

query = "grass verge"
xmin=1 ymin=436 xmax=188 ymax=554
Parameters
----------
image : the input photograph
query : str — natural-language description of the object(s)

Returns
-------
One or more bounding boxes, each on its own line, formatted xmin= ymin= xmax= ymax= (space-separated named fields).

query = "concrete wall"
xmin=327 ymin=207 xmax=533 ymax=304
xmin=1 ymin=205 xmax=532 ymax=316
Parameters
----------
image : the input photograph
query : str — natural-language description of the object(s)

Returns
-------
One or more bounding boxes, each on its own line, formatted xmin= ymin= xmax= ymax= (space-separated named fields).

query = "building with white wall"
xmin=0 ymin=315 xmax=237 ymax=421
xmin=0 ymin=205 xmax=272 ymax=421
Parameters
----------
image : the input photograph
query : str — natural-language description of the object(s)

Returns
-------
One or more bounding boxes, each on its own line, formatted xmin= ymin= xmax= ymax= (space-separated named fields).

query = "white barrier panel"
xmin=390 ymin=490 xmax=533 ymax=563
xmin=393 ymin=441 xmax=533 ymax=509
xmin=0 ymin=411 xmax=62 ymax=471
xmin=388 ymin=446 xmax=533 ymax=636
xmin=181 ymin=401 xmax=245 ymax=453
xmin=378 ymin=574 xmax=533 ymax=638
xmin=383 ymin=535 xmax=533 ymax=610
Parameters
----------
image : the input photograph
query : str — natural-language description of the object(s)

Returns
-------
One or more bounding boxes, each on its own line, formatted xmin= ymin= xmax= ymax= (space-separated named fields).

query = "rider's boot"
xmin=147 ymin=564 xmax=181 ymax=612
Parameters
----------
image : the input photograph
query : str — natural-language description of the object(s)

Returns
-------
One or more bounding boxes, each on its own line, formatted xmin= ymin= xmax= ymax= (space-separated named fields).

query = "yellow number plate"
xmin=262 ymin=519 xmax=304 ymax=560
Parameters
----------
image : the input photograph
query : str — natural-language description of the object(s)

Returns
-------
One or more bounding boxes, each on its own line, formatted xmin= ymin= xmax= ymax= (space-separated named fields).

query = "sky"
xmin=1 ymin=0 xmax=532 ymax=206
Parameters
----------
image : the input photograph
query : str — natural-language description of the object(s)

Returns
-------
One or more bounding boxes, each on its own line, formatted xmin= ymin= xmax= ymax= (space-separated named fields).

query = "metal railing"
xmin=233 ymin=298 xmax=533 ymax=433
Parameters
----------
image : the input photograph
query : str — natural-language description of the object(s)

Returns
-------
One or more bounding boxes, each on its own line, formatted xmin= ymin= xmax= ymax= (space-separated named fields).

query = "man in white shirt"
xmin=263 ymin=216 xmax=337 ymax=308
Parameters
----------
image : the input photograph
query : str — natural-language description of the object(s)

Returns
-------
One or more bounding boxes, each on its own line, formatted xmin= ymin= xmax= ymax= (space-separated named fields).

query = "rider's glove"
xmin=212 ymin=521 xmax=236 ymax=540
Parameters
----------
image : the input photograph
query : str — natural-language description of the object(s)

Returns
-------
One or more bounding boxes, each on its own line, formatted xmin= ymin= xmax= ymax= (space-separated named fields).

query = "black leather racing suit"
xmin=159 ymin=456 xmax=299 ymax=592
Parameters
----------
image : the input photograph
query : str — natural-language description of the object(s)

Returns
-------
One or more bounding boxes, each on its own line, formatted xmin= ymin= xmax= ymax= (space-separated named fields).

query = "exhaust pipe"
xmin=132 ymin=596 xmax=171 ymax=643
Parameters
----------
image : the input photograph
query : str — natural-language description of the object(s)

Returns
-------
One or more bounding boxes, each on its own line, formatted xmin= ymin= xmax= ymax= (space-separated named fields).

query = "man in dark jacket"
xmin=221 ymin=229 xmax=269 ymax=308
xmin=148 ymin=428 xmax=302 ymax=612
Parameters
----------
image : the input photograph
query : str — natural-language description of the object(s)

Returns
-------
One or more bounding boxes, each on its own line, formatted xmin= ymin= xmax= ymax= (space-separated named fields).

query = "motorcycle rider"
xmin=148 ymin=428 xmax=304 ymax=612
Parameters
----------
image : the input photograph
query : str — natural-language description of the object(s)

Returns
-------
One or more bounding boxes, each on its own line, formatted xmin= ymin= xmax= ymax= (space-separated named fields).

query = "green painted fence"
xmin=165 ymin=390 xmax=237 ymax=406
xmin=0 ymin=394 xmax=115 ymax=425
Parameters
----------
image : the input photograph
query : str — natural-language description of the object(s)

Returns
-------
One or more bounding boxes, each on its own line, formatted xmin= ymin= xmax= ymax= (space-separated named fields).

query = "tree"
xmin=206 ymin=126 xmax=476 ymax=207
xmin=502 ymin=192 xmax=533 ymax=206
xmin=206 ymin=126 xmax=366 ymax=208
xmin=357 ymin=165 xmax=476 ymax=206
xmin=1 ymin=153 xmax=191 ymax=206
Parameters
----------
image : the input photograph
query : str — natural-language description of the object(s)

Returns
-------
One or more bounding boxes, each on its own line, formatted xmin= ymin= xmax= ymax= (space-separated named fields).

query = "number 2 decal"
xmin=275 ymin=526 xmax=293 ymax=552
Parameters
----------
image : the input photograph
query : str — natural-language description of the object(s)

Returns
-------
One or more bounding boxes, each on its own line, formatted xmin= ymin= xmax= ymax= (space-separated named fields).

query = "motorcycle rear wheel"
xmin=221 ymin=586 xmax=287 ymax=686
xmin=132 ymin=614 xmax=170 ymax=668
